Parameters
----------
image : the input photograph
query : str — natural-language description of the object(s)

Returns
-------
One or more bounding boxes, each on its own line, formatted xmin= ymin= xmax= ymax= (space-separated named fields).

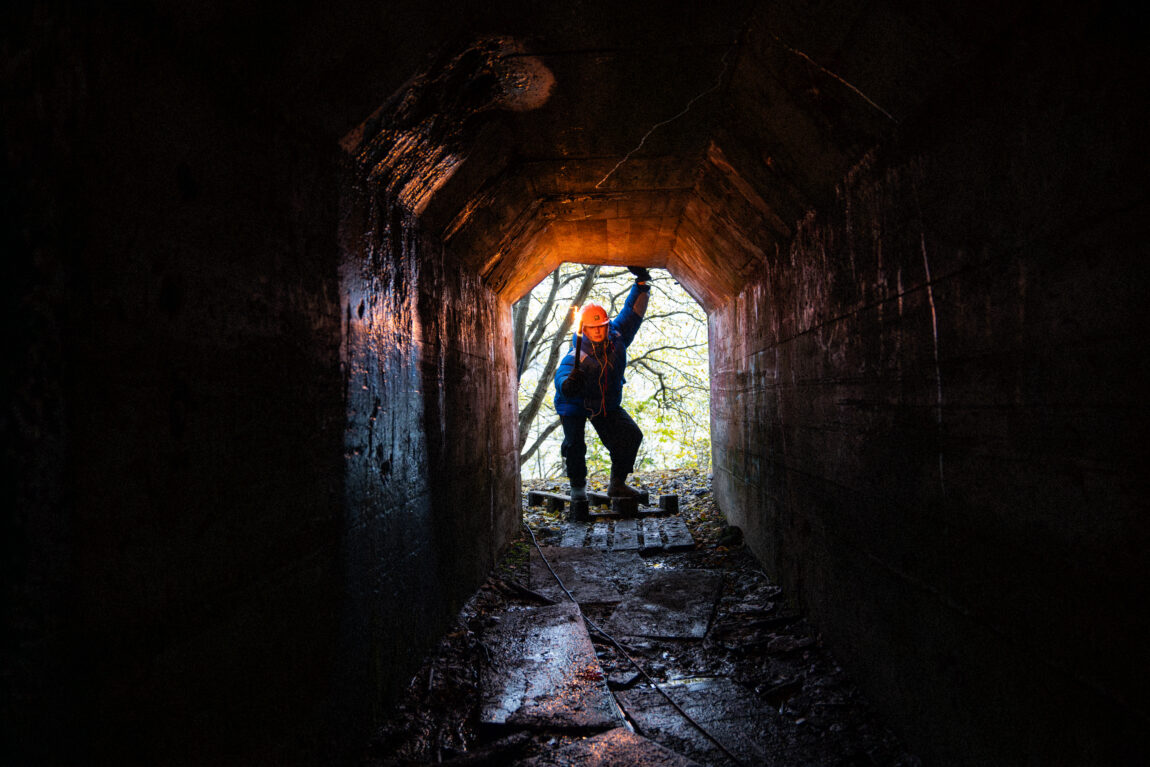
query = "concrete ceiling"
xmin=339 ymin=0 xmax=1027 ymax=309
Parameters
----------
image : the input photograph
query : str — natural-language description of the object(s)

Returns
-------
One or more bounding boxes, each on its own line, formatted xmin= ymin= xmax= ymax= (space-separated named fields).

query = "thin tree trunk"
xmin=518 ymin=266 xmax=599 ymax=441
xmin=513 ymin=296 xmax=529 ymax=377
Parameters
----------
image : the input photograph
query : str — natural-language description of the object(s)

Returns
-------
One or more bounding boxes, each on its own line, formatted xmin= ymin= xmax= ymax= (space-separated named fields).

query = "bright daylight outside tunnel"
xmin=515 ymin=264 xmax=711 ymax=482
xmin=4 ymin=1 xmax=1149 ymax=766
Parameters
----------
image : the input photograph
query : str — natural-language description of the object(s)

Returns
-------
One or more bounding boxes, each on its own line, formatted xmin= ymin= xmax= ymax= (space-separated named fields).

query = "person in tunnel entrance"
xmin=554 ymin=266 xmax=652 ymax=501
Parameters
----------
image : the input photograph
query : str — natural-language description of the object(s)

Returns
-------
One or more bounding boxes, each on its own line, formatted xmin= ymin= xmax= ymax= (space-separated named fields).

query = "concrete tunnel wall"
xmin=338 ymin=176 xmax=521 ymax=746
xmin=4 ymin=2 xmax=1150 ymax=765
xmin=708 ymin=56 xmax=1150 ymax=767
xmin=709 ymin=12 xmax=1150 ymax=764
xmin=3 ymin=4 xmax=521 ymax=764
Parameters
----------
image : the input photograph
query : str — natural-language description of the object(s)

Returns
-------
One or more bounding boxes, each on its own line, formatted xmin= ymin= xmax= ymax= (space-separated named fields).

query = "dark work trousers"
xmin=560 ymin=408 xmax=643 ymax=483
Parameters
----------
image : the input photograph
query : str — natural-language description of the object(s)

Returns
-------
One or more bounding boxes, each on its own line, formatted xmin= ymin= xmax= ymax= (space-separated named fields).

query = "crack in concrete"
xmin=910 ymin=175 xmax=946 ymax=498
xmin=594 ymin=47 xmax=735 ymax=190
xmin=919 ymin=228 xmax=946 ymax=497
xmin=765 ymin=31 xmax=898 ymax=124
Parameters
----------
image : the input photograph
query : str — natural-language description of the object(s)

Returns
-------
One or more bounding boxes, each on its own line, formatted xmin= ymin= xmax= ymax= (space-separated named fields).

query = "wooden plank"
xmin=663 ymin=516 xmax=696 ymax=550
xmin=611 ymin=497 xmax=639 ymax=517
xmin=569 ymin=499 xmax=590 ymax=522
xmin=530 ymin=490 xmax=571 ymax=502
xmin=613 ymin=518 xmax=639 ymax=551
xmin=641 ymin=518 xmax=663 ymax=551
xmin=589 ymin=489 xmax=649 ymax=506
xmin=560 ymin=522 xmax=589 ymax=548
xmin=588 ymin=491 xmax=612 ymax=508
xmin=590 ymin=521 xmax=610 ymax=550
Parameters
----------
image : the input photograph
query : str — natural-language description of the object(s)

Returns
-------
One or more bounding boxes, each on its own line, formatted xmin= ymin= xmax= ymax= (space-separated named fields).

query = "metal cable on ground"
xmin=521 ymin=521 xmax=748 ymax=767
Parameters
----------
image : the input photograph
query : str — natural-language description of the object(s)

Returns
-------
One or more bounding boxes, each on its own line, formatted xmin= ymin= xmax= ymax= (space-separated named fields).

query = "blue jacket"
xmin=554 ymin=282 xmax=649 ymax=417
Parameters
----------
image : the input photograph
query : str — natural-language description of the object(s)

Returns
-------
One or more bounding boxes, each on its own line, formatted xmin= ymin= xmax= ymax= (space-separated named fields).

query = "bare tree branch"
xmin=518 ymin=265 xmax=599 ymax=439
xmin=513 ymin=296 xmax=530 ymax=377
xmin=640 ymin=309 xmax=706 ymax=323
xmin=517 ymin=264 xmax=711 ymax=474
xmin=524 ymin=270 xmax=562 ymax=361
xmin=520 ymin=418 xmax=561 ymax=466
xmin=626 ymin=343 xmax=707 ymax=368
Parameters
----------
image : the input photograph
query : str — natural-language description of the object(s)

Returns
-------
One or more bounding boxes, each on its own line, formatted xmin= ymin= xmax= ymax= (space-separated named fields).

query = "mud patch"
xmin=606 ymin=570 xmax=722 ymax=639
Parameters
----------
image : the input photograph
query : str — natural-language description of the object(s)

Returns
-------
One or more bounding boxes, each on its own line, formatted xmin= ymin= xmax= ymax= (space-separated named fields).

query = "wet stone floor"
xmin=364 ymin=470 xmax=921 ymax=767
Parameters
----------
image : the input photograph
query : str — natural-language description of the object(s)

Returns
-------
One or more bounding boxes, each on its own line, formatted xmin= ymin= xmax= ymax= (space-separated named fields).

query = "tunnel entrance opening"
xmin=514 ymin=263 xmax=710 ymax=488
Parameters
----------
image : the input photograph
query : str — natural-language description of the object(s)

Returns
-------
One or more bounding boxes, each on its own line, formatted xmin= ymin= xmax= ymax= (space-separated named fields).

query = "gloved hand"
xmin=628 ymin=265 xmax=652 ymax=282
xmin=561 ymin=367 xmax=585 ymax=397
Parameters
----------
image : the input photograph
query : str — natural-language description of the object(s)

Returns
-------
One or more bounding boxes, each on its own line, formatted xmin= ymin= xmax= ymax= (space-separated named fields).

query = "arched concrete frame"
xmin=338 ymin=9 xmax=1150 ymax=765
xmin=6 ymin=3 xmax=1145 ymax=765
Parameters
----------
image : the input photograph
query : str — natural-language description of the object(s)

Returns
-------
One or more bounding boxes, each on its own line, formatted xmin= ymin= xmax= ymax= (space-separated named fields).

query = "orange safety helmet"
xmin=579 ymin=303 xmax=610 ymax=330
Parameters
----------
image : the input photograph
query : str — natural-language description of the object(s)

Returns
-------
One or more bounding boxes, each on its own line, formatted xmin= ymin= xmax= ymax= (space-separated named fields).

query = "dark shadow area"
xmin=4 ymin=2 xmax=1148 ymax=765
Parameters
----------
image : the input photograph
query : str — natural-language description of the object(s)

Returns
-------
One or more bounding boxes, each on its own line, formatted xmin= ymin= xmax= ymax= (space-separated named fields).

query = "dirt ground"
xmin=363 ymin=470 xmax=921 ymax=766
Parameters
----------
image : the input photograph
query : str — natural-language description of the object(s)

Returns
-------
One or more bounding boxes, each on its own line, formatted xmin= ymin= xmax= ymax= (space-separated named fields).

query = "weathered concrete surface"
xmin=4 ymin=4 xmax=522 ymax=763
xmin=606 ymin=571 xmax=723 ymax=640
xmin=590 ymin=521 xmax=611 ymax=551
xmin=561 ymin=522 xmax=590 ymax=547
xmin=709 ymin=8 xmax=1150 ymax=765
xmin=641 ymin=519 xmax=664 ymax=552
xmin=661 ymin=517 xmax=695 ymax=551
xmin=555 ymin=518 xmax=695 ymax=553
xmin=617 ymin=678 xmax=786 ymax=767
xmin=480 ymin=602 xmax=624 ymax=731
xmin=613 ymin=518 xmax=639 ymax=551
xmin=529 ymin=547 xmax=624 ymax=605
xmin=516 ymin=727 xmax=703 ymax=767
xmin=339 ymin=173 xmax=521 ymax=750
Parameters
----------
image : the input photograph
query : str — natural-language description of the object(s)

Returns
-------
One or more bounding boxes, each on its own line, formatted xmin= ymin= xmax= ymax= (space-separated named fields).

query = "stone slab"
xmin=605 ymin=570 xmax=723 ymax=639
xmin=616 ymin=678 xmax=787 ymax=767
xmin=515 ymin=726 xmax=703 ymax=766
xmin=561 ymin=522 xmax=589 ymax=547
xmin=662 ymin=516 xmax=695 ymax=550
xmin=641 ymin=518 xmax=663 ymax=551
xmin=590 ymin=521 xmax=611 ymax=550
xmin=613 ymin=518 xmax=639 ymax=551
xmin=480 ymin=602 xmax=624 ymax=731
xmin=529 ymin=546 xmax=623 ymax=604
xmin=589 ymin=489 xmax=650 ymax=506
xmin=602 ymin=551 xmax=653 ymax=592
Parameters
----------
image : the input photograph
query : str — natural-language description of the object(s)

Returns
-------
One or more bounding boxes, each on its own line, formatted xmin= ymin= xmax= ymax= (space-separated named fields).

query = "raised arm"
xmin=613 ymin=266 xmax=652 ymax=345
